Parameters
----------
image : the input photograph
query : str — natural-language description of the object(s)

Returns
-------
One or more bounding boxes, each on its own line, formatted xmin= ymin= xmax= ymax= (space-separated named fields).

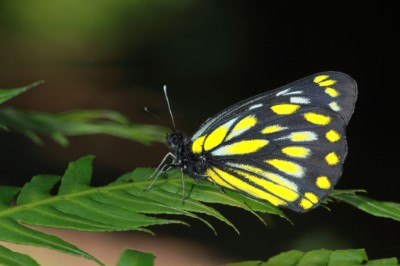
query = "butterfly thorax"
xmin=167 ymin=132 xmax=208 ymax=179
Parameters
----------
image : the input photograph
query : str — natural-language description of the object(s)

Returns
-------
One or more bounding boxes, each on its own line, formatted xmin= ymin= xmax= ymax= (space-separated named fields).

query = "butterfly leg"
xmin=180 ymin=169 xmax=186 ymax=204
xmin=146 ymin=152 xmax=176 ymax=190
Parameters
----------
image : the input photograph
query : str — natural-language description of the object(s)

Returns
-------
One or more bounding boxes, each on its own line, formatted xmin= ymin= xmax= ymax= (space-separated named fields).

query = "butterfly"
xmin=155 ymin=72 xmax=357 ymax=212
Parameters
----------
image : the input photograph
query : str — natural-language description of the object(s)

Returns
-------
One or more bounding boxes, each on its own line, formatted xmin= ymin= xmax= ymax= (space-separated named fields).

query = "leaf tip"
xmin=30 ymin=80 xmax=45 ymax=88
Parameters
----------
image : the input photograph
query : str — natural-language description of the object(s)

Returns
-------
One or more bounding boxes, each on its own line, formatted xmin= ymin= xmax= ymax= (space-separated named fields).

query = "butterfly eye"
xmin=167 ymin=133 xmax=185 ymax=150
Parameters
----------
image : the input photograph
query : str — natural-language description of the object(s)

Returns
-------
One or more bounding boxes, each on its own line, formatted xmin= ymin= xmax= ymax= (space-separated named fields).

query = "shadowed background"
xmin=0 ymin=1 xmax=398 ymax=265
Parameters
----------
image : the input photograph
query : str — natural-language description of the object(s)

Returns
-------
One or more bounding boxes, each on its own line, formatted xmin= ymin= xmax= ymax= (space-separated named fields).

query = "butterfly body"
xmin=167 ymin=132 xmax=208 ymax=179
xmin=166 ymin=72 xmax=357 ymax=212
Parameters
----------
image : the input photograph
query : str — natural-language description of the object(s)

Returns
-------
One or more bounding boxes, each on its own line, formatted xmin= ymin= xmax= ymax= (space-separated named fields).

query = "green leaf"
xmin=0 ymin=81 xmax=43 ymax=105
xmin=0 ymin=186 xmax=20 ymax=210
xmin=330 ymin=191 xmax=400 ymax=222
xmin=328 ymin=249 xmax=367 ymax=265
xmin=58 ymin=155 xmax=94 ymax=194
xmin=159 ymin=177 xmax=289 ymax=227
xmin=298 ymin=249 xmax=331 ymax=265
xmin=0 ymin=218 xmax=103 ymax=265
xmin=60 ymin=110 xmax=129 ymax=124
xmin=229 ymin=249 xmax=399 ymax=266
xmin=225 ymin=261 xmax=262 ymax=266
xmin=263 ymin=250 xmax=304 ymax=266
xmin=367 ymin=258 xmax=400 ymax=265
xmin=0 ymin=108 xmax=168 ymax=146
xmin=329 ymin=189 xmax=367 ymax=196
xmin=1 ymin=156 xmax=289 ymax=264
xmin=153 ymin=172 xmax=287 ymax=223
xmin=0 ymin=244 xmax=40 ymax=266
xmin=224 ymin=189 xmax=290 ymax=222
xmin=117 ymin=249 xmax=155 ymax=266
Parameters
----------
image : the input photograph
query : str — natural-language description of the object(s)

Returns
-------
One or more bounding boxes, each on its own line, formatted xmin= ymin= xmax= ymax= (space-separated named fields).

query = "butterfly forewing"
xmin=189 ymin=71 xmax=357 ymax=212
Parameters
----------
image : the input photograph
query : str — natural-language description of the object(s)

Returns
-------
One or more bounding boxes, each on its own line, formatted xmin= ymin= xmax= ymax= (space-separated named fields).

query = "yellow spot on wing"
xmin=235 ymin=170 xmax=299 ymax=202
xmin=262 ymin=125 xmax=287 ymax=134
xmin=234 ymin=116 xmax=257 ymax=130
xmin=325 ymin=152 xmax=340 ymax=165
xmin=304 ymin=112 xmax=331 ymax=125
xmin=300 ymin=198 xmax=313 ymax=210
xmin=203 ymin=125 xmax=228 ymax=151
xmin=227 ymin=115 xmax=257 ymax=140
xmin=206 ymin=168 xmax=234 ymax=189
xmin=326 ymin=130 xmax=341 ymax=142
xmin=281 ymin=146 xmax=310 ymax=158
xmin=316 ymin=176 xmax=331 ymax=189
xmin=192 ymin=135 xmax=206 ymax=154
xmin=325 ymin=87 xmax=339 ymax=97
xmin=265 ymin=159 xmax=304 ymax=178
xmin=212 ymin=167 xmax=286 ymax=206
xmin=230 ymin=164 xmax=298 ymax=191
xmin=305 ymin=192 xmax=319 ymax=203
xmin=265 ymin=172 xmax=297 ymax=191
xmin=314 ymin=75 xmax=329 ymax=83
xmin=213 ymin=139 xmax=268 ymax=155
xmin=271 ymin=104 xmax=300 ymax=115
xmin=314 ymin=75 xmax=337 ymax=86
xmin=318 ymin=79 xmax=337 ymax=86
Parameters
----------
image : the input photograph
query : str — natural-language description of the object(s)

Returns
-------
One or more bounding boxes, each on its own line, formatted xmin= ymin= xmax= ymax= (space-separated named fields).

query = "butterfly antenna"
xmin=163 ymin=85 xmax=176 ymax=132
xmin=144 ymin=107 xmax=169 ymax=128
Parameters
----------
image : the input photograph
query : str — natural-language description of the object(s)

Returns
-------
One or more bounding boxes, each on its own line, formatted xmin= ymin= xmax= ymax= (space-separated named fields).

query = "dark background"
xmin=0 ymin=1 xmax=398 ymax=264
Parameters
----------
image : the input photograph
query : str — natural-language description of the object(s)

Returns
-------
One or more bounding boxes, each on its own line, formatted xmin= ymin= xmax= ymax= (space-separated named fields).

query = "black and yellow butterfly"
xmin=162 ymin=72 xmax=357 ymax=212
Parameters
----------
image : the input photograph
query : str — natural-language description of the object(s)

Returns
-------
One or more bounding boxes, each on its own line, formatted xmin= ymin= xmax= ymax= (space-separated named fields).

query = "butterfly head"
xmin=167 ymin=132 xmax=186 ymax=154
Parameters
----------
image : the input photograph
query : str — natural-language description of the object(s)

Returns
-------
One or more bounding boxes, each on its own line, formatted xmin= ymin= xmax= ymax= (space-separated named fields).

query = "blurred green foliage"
xmin=0 ymin=82 xmax=168 ymax=145
xmin=1 ymin=0 xmax=198 ymax=40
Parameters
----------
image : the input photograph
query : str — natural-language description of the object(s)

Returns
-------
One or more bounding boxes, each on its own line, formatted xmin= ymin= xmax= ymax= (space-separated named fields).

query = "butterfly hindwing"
xmin=189 ymin=71 xmax=357 ymax=212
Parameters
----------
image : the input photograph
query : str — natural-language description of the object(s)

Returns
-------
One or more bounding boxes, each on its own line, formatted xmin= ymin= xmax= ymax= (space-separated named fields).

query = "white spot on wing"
xmin=283 ymin=90 xmax=303 ymax=95
xmin=212 ymin=145 xmax=228 ymax=156
xmin=274 ymin=131 xmax=318 ymax=142
xmin=276 ymin=88 xmax=290 ymax=96
xmin=277 ymin=89 xmax=303 ymax=97
xmin=223 ymin=117 xmax=239 ymax=131
xmin=265 ymin=159 xmax=305 ymax=178
xmin=248 ymin=103 xmax=263 ymax=110
xmin=329 ymin=102 xmax=341 ymax=111
xmin=290 ymin=97 xmax=310 ymax=104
